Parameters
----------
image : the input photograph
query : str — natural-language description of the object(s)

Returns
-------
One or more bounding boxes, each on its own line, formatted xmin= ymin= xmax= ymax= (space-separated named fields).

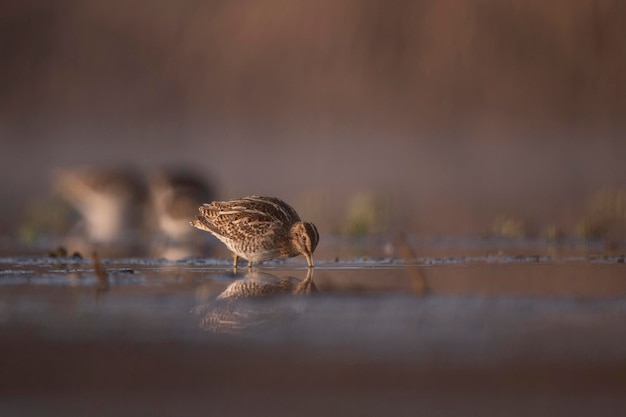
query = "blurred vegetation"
xmin=489 ymin=215 xmax=527 ymax=238
xmin=486 ymin=188 xmax=626 ymax=241
xmin=541 ymin=223 xmax=566 ymax=241
xmin=18 ymin=196 xmax=77 ymax=243
xmin=576 ymin=188 xmax=626 ymax=239
xmin=343 ymin=191 xmax=393 ymax=237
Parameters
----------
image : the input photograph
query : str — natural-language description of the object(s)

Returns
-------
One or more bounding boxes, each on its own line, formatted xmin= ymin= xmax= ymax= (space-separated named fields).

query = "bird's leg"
xmin=232 ymin=254 xmax=239 ymax=273
xmin=247 ymin=260 xmax=253 ymax=270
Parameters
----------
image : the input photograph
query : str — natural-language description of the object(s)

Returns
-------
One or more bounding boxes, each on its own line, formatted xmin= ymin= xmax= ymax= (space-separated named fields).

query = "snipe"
xmin=191 ymin=196 xmax=319 ymax=268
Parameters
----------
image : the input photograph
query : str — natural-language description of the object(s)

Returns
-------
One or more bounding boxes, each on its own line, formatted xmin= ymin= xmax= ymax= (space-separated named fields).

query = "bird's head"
xmin=290 ymin=222 xmax=319 ymax=268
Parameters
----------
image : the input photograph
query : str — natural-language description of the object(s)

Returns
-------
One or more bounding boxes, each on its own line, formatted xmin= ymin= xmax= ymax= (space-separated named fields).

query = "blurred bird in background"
xmin=148 ymin=168 xmax=215 ymax=259
xmin=54 ymin=166 xmax=214 ymax=259
xmin=55 ymin=166 xmax=149 ymax=256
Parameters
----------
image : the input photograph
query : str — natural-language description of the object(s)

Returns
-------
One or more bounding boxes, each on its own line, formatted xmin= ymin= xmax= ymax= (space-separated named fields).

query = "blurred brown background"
xmin=2 ymin=0 xmax=625 ymax=239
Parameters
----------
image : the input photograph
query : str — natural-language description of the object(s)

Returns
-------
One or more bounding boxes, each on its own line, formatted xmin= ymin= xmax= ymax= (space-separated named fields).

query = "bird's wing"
xmin=194 ymin=199 xmax=283 ymax=240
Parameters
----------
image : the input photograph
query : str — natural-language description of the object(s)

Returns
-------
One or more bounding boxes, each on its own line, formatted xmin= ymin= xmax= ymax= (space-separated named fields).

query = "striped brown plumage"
xmin=190 ymin=196 xmax=319 ymax=268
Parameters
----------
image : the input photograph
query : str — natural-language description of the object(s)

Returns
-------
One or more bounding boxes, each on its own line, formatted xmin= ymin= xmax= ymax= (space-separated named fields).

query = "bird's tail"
xmin=190 ymin=216 xmax=216 ymax=233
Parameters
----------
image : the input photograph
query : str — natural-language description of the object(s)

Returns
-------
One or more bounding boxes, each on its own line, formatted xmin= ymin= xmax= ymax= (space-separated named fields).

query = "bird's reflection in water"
xmin=193 ymin=269 xmax=316 ymax=333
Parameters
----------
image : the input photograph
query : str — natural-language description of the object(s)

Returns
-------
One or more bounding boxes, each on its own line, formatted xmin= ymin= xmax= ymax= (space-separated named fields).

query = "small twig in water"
xmin=92 ymin=251 xmax=109 ymax=293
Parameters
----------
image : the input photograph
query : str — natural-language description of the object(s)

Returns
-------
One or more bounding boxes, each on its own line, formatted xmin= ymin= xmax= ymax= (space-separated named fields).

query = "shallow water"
xmin=2 ymin=245 xmax=626 ymax=416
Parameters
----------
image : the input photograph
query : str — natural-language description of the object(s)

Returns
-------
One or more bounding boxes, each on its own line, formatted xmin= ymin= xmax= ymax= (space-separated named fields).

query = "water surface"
xmin=1 ymin=246 xmax=626 ymax=416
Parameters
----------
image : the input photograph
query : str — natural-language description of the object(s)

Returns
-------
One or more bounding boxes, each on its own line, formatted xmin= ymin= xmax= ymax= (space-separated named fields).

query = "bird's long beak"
xmin=304 ymin=252 xmax=314 ymax=268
